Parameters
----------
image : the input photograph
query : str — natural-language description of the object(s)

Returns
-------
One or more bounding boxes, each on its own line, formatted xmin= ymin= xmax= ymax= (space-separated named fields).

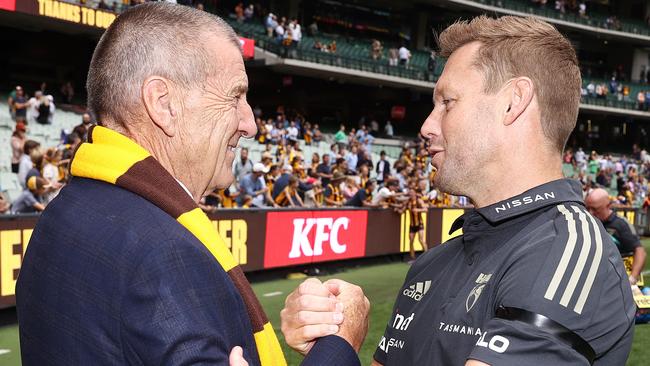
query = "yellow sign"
xmin=622 ymin=256 xmax=645 ymax=286
xmin=0 ymin=228 xmax=32 ymax=297
xmin=0 ymin=219 xmax=247 ymax=300
xmin=212 ymin=219 xmax=248 ymax=266
xmin=441 ymin=209 xmax=464 ymax=243
xmin=37 ymin=0 xmax=116 ymax=29
xmin=635 ymin=295 xmax=650 ymax=309
xmin=399 ymin=211 xmax=426 ymax=253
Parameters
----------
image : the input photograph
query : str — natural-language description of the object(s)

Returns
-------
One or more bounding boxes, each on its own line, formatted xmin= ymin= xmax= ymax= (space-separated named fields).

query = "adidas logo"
xmin=402 ymin=280 xmax=431 ymax=301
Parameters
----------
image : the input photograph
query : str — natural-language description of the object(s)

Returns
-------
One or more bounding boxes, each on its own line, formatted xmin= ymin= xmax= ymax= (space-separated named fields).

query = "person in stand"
xmin=585 ymin=188 xmax=647 ymax=285
xmin=323 ymin=171 xmax=345 ymax=207
xmin=10 ymin=122 xmax=27 ymax=173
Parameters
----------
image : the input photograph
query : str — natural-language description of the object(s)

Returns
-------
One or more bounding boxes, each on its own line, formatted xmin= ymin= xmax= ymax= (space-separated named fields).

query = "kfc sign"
xmin=264 ymin=211 xmax=368 ymax=268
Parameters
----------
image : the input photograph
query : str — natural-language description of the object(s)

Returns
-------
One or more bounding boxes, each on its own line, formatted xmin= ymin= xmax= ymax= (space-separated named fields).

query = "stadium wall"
xmin=0 ymin=207 xmax=465 ymax=308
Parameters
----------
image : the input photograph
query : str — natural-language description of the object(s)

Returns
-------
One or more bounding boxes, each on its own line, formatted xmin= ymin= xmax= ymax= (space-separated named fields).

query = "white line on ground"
xmin=263 ymin=291 xmax=283 ymax=297
xmin=0 ymin=349 xmax=10 ymax=356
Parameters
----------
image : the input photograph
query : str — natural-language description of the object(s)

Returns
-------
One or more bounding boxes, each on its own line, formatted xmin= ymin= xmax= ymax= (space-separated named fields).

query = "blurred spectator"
xmin=275 ymin=18 xmax=286 ymax=43
xmin=13 ymin=87 xmax=29 ymax=122
xmin=388 ymin=47 xmax=398 ymax=66
xmin=312 ymin=123 xmax=323 ymax=143
xmin=73 ymin=113 xmax=94 ymax=141
xmin=342 ymin=176 xmax=359 ymax=201
xmin=11 ymin=122 xmax=27 ymax=173
xmin=234 ymin=147 xmax=254 ymax=183
xmin=578 ymin=2 xmax=586 ymax=18
xmin=265 ymin=13 xmax=278 ymax=37
xmin=234 ymin=2 xmax=244 ymax=22
xmin=398 ymin=45 xmax=411 ymax=67
xmin=25 ymin=149 xmax=44 ymax=185
xmin=345 ymin=179 xmax=377 ymax=207
xmin=303 ymin=180 xmax=323 ymax=208
xmin=7 ymin=86 xmax=21 ymax=121
xmin=42 ymin=148 xmax=64 ymax=204
xmin=376 ymin=150 xmax=390 ymax=185
xmin=244 ymin=4 xmax=254 ymax=22
xmin=334 ymin=124 xmax=347 ymax=144
xmin=345 ymin=145 xmax=359 ymax=172
xmin=238 ymin=163 xmax=273 ymax=207
xmin=427 ymin=50 xmax=437 ymax=80
xmin=274 ymin=176 xmax=303 ymax=207
xmin=287 ymin=121 xmax=299 ymax=142
xmin=18 ymin=140 xmax=41 ymax=189
xmin=317 ymin=154 xmax=333 ymax=187
xmin=371 ymin=39 xmax=383 ymax=60
xmin=60 ymin=81 xmax=75 ymax=103
xmin=404 ymin=189 xmax=428 ymax=259
xmin=308 ymin=21 xmax=318 ymax=36
xmin=323 ymin=171 xmax=345 ymax=207
xmin=384 ymin=120 xmax=394 ymax=138
xmin=289 ymin=18 xmax=302 ymax=49
xmin=11 ymin=176 xmax=47 ymax=214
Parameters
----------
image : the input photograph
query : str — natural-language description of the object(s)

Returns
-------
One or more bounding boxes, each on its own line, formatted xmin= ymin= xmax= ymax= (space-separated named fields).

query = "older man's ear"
xmin=141 ymin=76 xmax=177 ymax=137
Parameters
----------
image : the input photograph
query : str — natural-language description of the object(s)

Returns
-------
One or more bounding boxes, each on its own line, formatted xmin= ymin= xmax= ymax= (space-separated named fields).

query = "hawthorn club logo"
xmin=466 ymin=273 xmax=492 ymax=312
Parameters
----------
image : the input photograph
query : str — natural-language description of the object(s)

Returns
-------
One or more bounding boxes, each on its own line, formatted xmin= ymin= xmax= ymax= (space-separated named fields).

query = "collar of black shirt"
xmin=449 ymin=178 xmax=584 ymax=234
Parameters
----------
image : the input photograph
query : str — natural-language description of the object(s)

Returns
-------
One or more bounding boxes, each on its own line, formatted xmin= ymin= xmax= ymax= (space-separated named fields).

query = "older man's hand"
xmin=324 ymin=279 xmax=370 ymax=352
xmin=280 ymin=278 xmax=370 ymax=355
xmin=229 ymin=346 xmax=248 ymax=366
xmin=281 ymin=278 xmax=344 ymax=355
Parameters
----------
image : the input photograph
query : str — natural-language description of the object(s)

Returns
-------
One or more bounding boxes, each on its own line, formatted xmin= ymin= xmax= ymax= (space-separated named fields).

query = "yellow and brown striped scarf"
xmin=70 ymin=125 xmax=286 ymax=366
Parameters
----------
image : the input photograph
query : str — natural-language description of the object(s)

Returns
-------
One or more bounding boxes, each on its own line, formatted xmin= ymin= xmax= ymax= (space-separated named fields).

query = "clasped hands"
xmin=230 ymin=278 xmax=370 ymax=365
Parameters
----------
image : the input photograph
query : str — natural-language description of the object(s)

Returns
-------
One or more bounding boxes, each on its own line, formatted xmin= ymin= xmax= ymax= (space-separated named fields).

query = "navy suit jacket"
xmin=17 ymin=177 xmax=359 ymax=365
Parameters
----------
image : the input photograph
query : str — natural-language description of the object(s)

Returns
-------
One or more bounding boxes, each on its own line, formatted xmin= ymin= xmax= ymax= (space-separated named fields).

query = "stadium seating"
xmin=472 ymin=0 xmax=650 ymax=37
xmin=0 ymin=102 xmax=81 ymax=200
xmin=581 ymin=78 xmax=650 ymax=111
xmin=226 ymin=19 xmax=442 ymax=82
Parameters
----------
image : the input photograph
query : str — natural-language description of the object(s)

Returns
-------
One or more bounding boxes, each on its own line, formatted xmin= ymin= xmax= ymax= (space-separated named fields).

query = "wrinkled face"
xmin=178 ymin=36 xmax=255 ymax=194
xmin=420 ymin=42 xmax=500 ymax=197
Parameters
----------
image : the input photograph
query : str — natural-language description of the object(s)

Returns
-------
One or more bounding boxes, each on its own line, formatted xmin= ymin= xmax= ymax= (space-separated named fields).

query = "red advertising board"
xmin=0 ymin=0 xmax=16 ymax=11
xmin=239 ymin=37 xmax=255 ymax=59
xmin=264 ymin=210 xmax=368 ymax=268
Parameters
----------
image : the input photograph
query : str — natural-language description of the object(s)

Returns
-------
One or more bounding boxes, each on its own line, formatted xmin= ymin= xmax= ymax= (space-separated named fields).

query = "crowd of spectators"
xmin=580 ymin=78 xmax=639 ymax=106
xmin=3 ymin=86 xmax=94 ymax=215
xmin=7 ymin=85 xmax=56 ymax=126
xmin=565 ymin=144 xmax=650 ymax=209
xmin=196 ymin=106 xmax=471 ymax=217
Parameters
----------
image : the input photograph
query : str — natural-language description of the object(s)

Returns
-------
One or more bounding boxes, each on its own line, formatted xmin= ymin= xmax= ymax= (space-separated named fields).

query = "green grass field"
xmin=1 ymin=241 xmax=649 ymax=365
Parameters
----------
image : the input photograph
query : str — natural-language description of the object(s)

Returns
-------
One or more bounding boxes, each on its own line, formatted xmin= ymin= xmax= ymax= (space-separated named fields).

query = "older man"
xmin=16 ymin=3 xmax=365 ymax=366
xmin=280 ymin=16 xmax=635 ymax=366
xmin=585 ymin=188 xmax=647 ymax=285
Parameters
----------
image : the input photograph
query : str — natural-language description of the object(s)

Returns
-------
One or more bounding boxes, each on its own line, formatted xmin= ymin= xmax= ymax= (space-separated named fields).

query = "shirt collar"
xmin=449 ymin=178 xmax=584 ymax=233
xmin=175 ymin=178 xmax=194 ymax=201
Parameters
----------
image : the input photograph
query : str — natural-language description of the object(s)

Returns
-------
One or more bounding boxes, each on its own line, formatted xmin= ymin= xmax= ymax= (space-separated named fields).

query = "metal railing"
xmin=473 ymin=0 xmax=650 ymax=37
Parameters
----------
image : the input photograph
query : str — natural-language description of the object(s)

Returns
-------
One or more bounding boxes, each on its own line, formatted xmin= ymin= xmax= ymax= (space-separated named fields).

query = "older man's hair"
xmin=87 ymin=2 xmax=240 ymax=125
xmin=438 ymin=15 xmax=581 ymax=153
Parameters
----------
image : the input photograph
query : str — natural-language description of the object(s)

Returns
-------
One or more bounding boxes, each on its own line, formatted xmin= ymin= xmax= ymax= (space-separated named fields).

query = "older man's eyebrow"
xmin=230 ymin=83 xmax=248 ymax=96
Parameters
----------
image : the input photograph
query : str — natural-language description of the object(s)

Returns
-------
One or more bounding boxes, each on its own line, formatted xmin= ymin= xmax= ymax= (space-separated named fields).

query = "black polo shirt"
xmin=602 ymin=212 xmax=641 ymax=256
xmin=374 ymin=179 xmax=635 ymax=366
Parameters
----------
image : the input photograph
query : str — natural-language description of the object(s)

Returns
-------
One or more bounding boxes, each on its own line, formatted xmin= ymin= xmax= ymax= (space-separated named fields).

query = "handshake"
xmin=230 ymin=278 xmax=370 ymax=365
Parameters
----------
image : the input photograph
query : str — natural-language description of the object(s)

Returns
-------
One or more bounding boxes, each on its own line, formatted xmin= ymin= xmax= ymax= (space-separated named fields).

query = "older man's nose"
xmin=239 ymin=102 xmax=257 ymax=138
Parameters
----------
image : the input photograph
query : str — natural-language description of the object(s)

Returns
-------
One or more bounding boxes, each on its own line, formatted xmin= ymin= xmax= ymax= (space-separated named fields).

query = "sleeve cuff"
xmin=301 ymin=335 xmax=360 ymax=366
